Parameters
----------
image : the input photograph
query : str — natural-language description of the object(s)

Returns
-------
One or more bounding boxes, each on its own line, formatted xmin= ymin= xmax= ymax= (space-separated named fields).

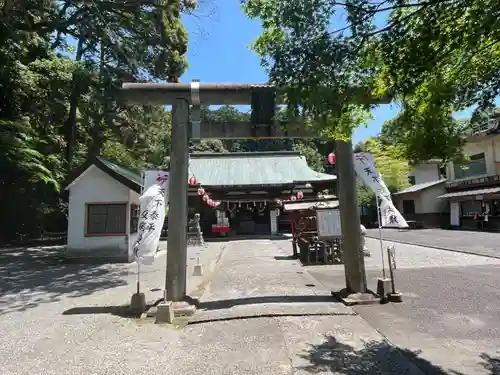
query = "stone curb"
xmin=365 ymin=235 xmax=500 ymax=260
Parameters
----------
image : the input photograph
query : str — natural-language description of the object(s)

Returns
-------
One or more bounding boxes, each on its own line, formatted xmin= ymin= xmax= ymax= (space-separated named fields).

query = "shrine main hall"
xmin=187 ymin=151 xmax=337 ymax=237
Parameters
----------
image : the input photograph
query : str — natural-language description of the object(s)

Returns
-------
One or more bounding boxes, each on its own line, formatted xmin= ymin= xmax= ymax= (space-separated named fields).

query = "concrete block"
xmin=388 ymin=292 xmax=403 ymax=303
xmin=155 ymin=302 xmax=174 ymax=324
xmin=331 ymin=289 xmax=380 ymax=306
xmin=171 ymin=301 xmax=196 ymax=317
xmin=376 ymin=278 xmax=392 ymax=300
xmin=130 ymin=292 xmax=146 ymax=313
xmin=193 ymin=263 xmax=203 ymax=276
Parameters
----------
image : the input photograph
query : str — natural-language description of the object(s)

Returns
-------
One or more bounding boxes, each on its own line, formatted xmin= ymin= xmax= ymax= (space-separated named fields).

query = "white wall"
xmin=394 ymin=184 xmax=446 ymax=215
xmin=419 ymin=184 xmax=447 ymax=213
xmin=447 ymin=134 xmax=500 ymax=181
xmin=409 ymin=163 xmax=441 ymax=184
xmin=67 ymin=165 xmax=131 ymax=259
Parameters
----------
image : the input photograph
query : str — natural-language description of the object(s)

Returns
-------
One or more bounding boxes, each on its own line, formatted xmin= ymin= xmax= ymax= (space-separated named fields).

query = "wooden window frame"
xmin=85 ymin=202 xmax=128 ymax=237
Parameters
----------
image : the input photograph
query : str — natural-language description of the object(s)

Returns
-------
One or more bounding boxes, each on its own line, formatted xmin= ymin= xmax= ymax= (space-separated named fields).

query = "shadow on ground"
xmin=62 ymin=301 xmax=161 ymax=319
xmin=300 ymin=335 xmax=500 ymax=375
xmin=0 ymin=246 xmax=129 ymax=315
xmin=198 ymin=295 xmax=336 ymax=310
xmin=204 ymin=234 xmax=291 ymax=242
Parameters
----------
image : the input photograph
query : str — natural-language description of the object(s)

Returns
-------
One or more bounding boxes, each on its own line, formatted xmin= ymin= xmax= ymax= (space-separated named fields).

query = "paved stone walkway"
xmin=365 ymin=228 xmax=500 ymax=258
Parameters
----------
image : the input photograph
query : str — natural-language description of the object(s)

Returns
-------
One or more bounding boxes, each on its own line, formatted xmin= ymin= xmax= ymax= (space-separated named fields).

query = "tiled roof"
xmin=393 ymin=179 xmax=446 ymax=195
xmin=437 ymin=187 xmax=500 ymax=199
xmin=189 ymin=151 xmax=336 ymax=187
xmin=96 ymin=156 xmax=142 ymax=186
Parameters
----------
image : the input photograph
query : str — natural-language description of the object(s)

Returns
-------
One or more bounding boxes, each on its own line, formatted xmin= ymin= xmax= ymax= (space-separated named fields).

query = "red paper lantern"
xmin=189 ymin=176 xmax=197 ymax=185
xmin=327 ymin=152 xmax=336 ymax=165
xmin=290 ymin=195 xmax=297 ymax=201
xmin=197 ymin=187 xmax=205 ymax=196
xmin=297 ymin=191 xmax=304 ymax=199
xmin=207 ymin=199 xmax=213 ymax=206
xmin=203 ymin=194 xmax=209 ymax=202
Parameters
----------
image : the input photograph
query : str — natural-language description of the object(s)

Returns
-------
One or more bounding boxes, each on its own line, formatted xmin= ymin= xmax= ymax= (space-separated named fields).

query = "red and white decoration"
xmin=188 ymin=176 xmax=197 ymax=185
xmin=327 ymin=152 xmax=336 ymax=165
xmin=290 ymin=195 xmax=297 ymax=201
xmin=296 ymin=191 xmax=304 ymax=199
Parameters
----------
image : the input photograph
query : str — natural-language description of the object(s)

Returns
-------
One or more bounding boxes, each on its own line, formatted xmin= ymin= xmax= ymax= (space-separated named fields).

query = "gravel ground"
xmin=365 ymin=228 xmax=500 ymax=258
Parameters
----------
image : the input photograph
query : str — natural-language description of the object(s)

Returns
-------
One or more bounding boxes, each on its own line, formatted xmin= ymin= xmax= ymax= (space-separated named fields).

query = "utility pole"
xmin=335 ymin=139 xmax=367 ymax=293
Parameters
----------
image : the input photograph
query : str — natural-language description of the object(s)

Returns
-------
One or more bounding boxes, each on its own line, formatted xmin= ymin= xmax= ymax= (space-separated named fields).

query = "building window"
xmin=408 ymin=176 xmax=416 ymax=185
xmin=402 ymin=200 xmax=416 ymax=215
xmin=454 ymin=153 xmax=487 ymax=179
xmin=460 ymin=200 xmax=482 ymax=216
xmin=86 ymin=203 xmax=127 ymax=236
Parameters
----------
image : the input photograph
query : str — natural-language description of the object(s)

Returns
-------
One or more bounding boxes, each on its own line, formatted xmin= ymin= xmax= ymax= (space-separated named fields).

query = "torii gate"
xmin=120 ymin=81 xmax=368 ymax=321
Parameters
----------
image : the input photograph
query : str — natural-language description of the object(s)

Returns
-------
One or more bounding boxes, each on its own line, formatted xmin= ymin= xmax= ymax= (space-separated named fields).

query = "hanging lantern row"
xmin=193 ymin=176 xmax=220 ymax=208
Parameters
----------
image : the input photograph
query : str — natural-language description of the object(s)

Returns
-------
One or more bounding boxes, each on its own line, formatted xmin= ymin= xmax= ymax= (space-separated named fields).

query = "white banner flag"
xmin=353 ymin=153 xmax=391 ymax=199
xmin=143 ymin=170 xmax=169 ymax=216
xmin=379 ymin=196 xmax=409 ymax=228
xmin=133 ymin=183 xmax=166 ymax=265
xmin=354 ymin=152 xmax=408 ymax=228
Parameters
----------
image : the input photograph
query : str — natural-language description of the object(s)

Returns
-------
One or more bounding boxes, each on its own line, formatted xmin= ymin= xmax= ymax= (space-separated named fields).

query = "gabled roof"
xmin=62 ymin=155 xmax=142 ymax=193
xmin=64 ymin=151 xmax=336 ymax=193
xmin=189 ymin=151 xmax=336 ymax=188
xmin=393 ymin=179 xmax=446 ymax=195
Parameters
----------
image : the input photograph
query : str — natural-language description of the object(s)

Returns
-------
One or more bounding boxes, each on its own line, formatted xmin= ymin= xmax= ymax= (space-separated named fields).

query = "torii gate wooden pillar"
xmin=119 ymin=81 xmax=368 ymax=319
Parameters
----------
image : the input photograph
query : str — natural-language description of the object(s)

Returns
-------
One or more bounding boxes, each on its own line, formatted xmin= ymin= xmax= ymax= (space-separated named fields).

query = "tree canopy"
xmin=0 ymin=0 xmax=194 ymax=242
xmin=241 ymin=0 xmax=500 ymax=162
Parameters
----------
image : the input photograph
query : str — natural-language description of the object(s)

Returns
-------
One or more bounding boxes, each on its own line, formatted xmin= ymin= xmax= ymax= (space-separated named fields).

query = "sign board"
xmin=316 ymin=209 xmax=342 ymax=238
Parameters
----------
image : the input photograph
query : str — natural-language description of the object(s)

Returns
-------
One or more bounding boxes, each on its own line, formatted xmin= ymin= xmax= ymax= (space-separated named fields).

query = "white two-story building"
xmin=392 ymin=160 xmax=447 ymax=228
xmin=438 ymin=122 xmax=500 ymax=231
xmin=392 ymin=115 xmax=500 ymax=230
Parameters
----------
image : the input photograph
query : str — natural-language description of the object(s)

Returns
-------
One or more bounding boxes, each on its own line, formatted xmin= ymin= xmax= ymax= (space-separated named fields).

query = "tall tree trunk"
xmin=89 ymin=39 xmax=105 ymax=158
xmin=65 ymin=37 xmax=84 ymax=170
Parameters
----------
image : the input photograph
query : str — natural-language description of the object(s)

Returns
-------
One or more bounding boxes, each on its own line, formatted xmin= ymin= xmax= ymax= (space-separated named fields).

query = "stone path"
xmin=308 ymin=238 xmax=500 ymax=375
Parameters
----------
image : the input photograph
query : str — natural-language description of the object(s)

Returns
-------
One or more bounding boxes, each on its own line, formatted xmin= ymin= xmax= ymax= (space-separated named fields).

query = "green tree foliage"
xmin=0 ymin=0 xmax=194 ymax=241
xmin=241 ymin=0 xmax=500 ymax=161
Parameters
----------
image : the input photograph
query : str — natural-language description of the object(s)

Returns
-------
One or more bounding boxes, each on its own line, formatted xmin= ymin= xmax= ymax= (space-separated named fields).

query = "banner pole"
xmin=376 ymin=195 xmax=387 ymax=279
xmin=136 ymin=260 xmax=141 ymax=294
